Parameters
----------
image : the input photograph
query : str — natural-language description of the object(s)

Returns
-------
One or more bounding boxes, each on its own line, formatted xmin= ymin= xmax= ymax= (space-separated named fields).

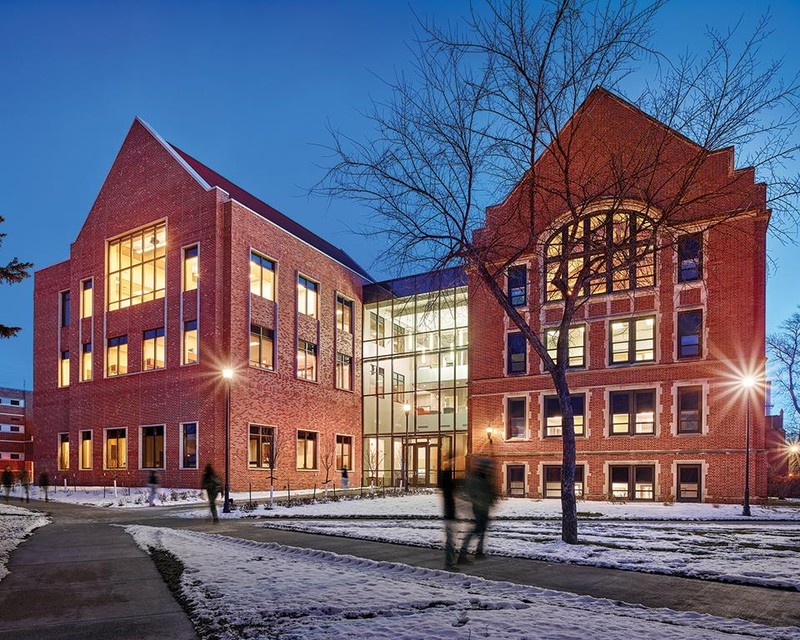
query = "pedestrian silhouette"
xmin=341 ymin=465 xmax=349 ymax=490
xmin=19 ymin=468 xmax=31 ymax=503
xmin=458 ymin=457 xmax=497 ymax=563
xmin=1 ymin=466 xmax=12 ymax=502
xmin=147 ymin=470 xmax=159 ymax=507
xmin=39 ymin=470 xmax=50 ymax=502
xmin=201 ymin=463 xmax=222 ymax=523
xmin=437 ymin=457 xmax=458 ymax=569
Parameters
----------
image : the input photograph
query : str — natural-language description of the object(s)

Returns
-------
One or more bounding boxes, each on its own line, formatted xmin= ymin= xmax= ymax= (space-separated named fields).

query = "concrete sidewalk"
xmin=0 ymin=506 xmax=196 ymax=640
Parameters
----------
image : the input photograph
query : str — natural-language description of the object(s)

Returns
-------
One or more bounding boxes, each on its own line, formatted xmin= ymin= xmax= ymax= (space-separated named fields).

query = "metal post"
xmin=223 ymin=379 xmax=231 ymax=513
xmin=743 ymin=394 xmax=752 ymax=517
xmin=404 ymin=410 xmax=409 ymax=493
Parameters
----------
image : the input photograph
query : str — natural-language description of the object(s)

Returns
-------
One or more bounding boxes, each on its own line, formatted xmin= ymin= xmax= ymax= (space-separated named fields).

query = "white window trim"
xmin=103 ymin=427 xmax=128 ymax=471
xmin=604 ymin=385 xmax=660 ymax=438
xmin=247 ymin=422 xmax=276 ymax=470
xmin=179 ymin=421 xmax=200 ymax=470
xmin=139 ymin=424 xmax=166 ymax=470
xmin=503 ymin=394 xmax=530 ymax=441
xmin=296 ymin=428 xmax=319 ymax=471
xmin=672 ymin=382 xmax=709 ymax=436
xmin=502 ymin=461 xmax=529 ymax=497
xmin=79 ymin=429 xmax=93 ymax=471
xmin=672 ymin=459 xmax=707 ymax=503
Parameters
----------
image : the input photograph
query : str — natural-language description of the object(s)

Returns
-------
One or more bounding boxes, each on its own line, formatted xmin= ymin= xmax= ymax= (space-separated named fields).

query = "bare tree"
xmin=0 ymin=216 xmax=32 ymax=338
xmin=320 ymin=0 xmax=800 ymax=543
xmin=363 ymin=437 xmax=385 ymax=495
xmin=767 ymin=309 xmax=800 ymax=440
xmin=320 ymin=443 xmax=336 ymax=497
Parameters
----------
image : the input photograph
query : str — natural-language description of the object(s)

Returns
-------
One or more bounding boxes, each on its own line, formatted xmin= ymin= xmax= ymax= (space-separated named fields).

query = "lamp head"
xmin=222 ymin=368 xmax=234 ymax=380
xmin=741 ymin=375 xmax=756 ymax=389
xmin=486 ymin=426 xmax=493 ymax=443
xmin=402 ymin=403 xmax=411 ymax=414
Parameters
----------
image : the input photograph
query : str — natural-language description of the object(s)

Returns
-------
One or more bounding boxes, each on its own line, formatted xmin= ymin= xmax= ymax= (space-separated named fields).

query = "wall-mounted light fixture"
xmin=486 ymin=426 xmax=493 ymax=444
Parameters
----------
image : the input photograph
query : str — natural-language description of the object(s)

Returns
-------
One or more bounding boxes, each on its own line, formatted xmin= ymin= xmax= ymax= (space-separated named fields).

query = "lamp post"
xmin=222 ymin=368 xmax=233 ymax=513
xmin=402 ymin=403 xmax=411 ymax=492
xmin=741 ymin=375 xmax=755 ymax=517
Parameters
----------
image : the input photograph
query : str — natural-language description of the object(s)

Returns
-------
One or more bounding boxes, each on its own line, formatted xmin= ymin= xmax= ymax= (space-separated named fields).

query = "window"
xmin=678 ymin=234 xmax=702 ymax=282
xmin=506 ymin=398 xmax=527 ymax=439
xmin=250 ymin=325 xmax=274 ymax=370
xmin=297 ymin=340 xmax=317 ymax=381
xmin=393 ymin=323 xmax=408 ymax=353
xmin=249 ymin=425 xmax=274 ymax=469
xmin=336 ymin=353 xmax=352 ymax=390
xmin=336 ymin=435 xmax=353 ymax=470
xmin=181 ymin=423 xmax=198 ymax=469
xmin=544 ymin=395 xmax=586 ymax=437
xmin=677 ymin=464 xmax=702 ymax=502
xmin=369 ymin=312 xmax=385 ymax=342
xmin=107 ymin=221 xmax=166 ymax=311
xmin=545 ymin=326 xmax=586 ymax=367
xmin=142 ymin=327 xmax=165 ymax=371
xmin=81 ymin=280 xmax=93 ymax=319
xmin=508 ymin=265 xmax=527 ymax=307
xmin=336 ymin=295 xmax=353 ymax=333
xmin=106 ymin=336 xmax=128 ymax=377
xmin=507 ymin=332 xmax=526 ymax=375
xmin=610 ymin=465 xmax=655 ymax=500
xmin=81 ymin=343 xmax=92 ymax=381
xmin=368 ymin=365 xmax=385 ymax=396
xmin=296 ymin=430 xmax=317 ymax=469
xmin=677 ymin=310 xmax=702 ymax=359
xmin=391 ymin=371 xmax=405 ymax=395
xmin=610 ymin=390 xmax=655 ymax=435
xmin=80 ymin=430 xmax=92 ymax=470
xmin=58 ymin=433 xmax=69 ymax=470
xmin=544 ymin=211 xmax=654 ymax=301
xmin=183 ymin=320 xmax=198 ymax=365
xmin=105 ymin=428 xmax=127 ymax=469
xmin=677 ymin=387 xmax=702 ymax=434
xmin=298 ymin=275 xmax=318 ymax=318
xmin=543 ymin=465 xmax=585 ymax=498
xmin=250 ymin=252 xmax=276 ymax=300
xmin=60 ymin=290 xmax=71 ymax=327
xmin=609 ymin=317 xmax=655 ymax=364
xmin=141 ymin=425 xmax=164 ymax=469
xmin=183 ymin=245 xmax=199 ymax=291
xmin=507 ymin=465 xmax=526 ymax=497
xmin=58 ymin=351 xmax=70 ymax=388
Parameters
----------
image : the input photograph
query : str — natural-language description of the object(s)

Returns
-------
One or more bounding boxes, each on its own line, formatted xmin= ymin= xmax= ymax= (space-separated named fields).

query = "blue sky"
xmin=1 ymin=0 xmax=798 ymax=402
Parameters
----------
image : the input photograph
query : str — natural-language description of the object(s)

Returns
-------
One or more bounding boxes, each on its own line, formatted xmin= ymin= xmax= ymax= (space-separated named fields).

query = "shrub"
xmin=768 ymin=474 xmax=800 ymax=499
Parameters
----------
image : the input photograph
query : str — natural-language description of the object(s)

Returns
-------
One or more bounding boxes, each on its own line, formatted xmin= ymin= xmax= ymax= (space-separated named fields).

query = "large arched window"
xmin=544 ymin=211 xmax=654 ymax=301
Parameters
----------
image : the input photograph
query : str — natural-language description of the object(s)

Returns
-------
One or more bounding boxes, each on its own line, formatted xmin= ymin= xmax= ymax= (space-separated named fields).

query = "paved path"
xmin=1 ymin=500 xmax=799 ymax=637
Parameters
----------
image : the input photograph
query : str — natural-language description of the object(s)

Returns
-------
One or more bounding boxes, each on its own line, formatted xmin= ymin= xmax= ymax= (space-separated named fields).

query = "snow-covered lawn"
xmin=127 ymin=525 xmax=800 ymax=640
xmin=0 ymin=503 xmax=50 ymax=582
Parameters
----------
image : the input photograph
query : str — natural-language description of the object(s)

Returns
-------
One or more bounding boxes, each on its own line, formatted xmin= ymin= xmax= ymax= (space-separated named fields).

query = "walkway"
xmin=1 ymin=500 xmax=798 ymax=638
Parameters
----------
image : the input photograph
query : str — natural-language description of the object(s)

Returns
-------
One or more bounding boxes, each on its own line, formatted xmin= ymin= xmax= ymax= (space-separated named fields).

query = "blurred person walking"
xmin=457 ymin=457 xmax=497 ymax=563
xmin=19 ymin=467 xmax=31 ymax=503
xmin=201 ymin=463 xmax=222 ymax=523
xmin=2 ymin=466 xmax=12 ymax=501
xmin=38 ymin=470 xmax=50 ymax=502
xmin=437 ymin=457 xmax=458 ymax=569
xmin=147 ymin=470 xmax=159 ymax=507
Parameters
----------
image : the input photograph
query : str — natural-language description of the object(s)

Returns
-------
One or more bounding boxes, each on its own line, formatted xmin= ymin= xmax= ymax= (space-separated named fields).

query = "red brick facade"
xmin=469 ymin=89 xmax=770 ymax=502
xmin=0 ymin=387 xmax=32 ymax=474
xmin=33 ymin=119 xmax=366 ymax=491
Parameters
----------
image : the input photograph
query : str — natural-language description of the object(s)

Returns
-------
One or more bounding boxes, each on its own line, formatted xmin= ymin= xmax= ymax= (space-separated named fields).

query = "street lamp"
xmin=222 ymin=367 xmax=234 ymax=513
xmin=741 ymin=375 xmax=756 ymax=517
xmin=402 ymin=403 xmax=411 ymax=492
xmin=486 ymin=426 xmax=493 ymax=444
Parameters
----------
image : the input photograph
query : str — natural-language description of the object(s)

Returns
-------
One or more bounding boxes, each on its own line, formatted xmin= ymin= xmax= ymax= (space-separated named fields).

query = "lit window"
xmin=677 ymin=464 xmax=702 ymax=502
xmin=141 ymin=425 xmax=164 ymax=469
xmin=543 ymin=465 xmax=585 ymax=499
xmin=507 ymin=332 xmax=526 ymax=374
xmin=677 ymin=387 xmax=702 ymax=434
xmin=107 ymin=222 xmax=166 ymax=311
xmin=181 ymin=423 xmax=198 ymax=469
xmin=506 ymin=397 xmax=527 ymax=439
xmin=58 ymin=351 xmax=70 ymax=388
xmin=508 ymin=265 xmax=527 ymax=307
xmin=296 ymin=430 xmax=317 ymax=469
xmin=369 ymin=312 xmax=386 ymax=342
xmin=609 ymin=317 xmax=655 ymax=364
xmin=80 ymin=430 xmax=92 ymax=470
xmin=249 ymin=425 xmax=274 ymax=469
xmin=336 ymin=435 xmax=352 ymax=470
xmin=183 ymin=245 xmax=199 ymax=291
xmin=677 ymin=310 xmax=702 ymax=359
xmin=249 ymin=252 xmax=275 ymax=300
xmin=544 ymin=395 xmax=585 ymax=437
xmin=105 ymin=428 xmax=127 ymax=469
xmin=297 ymin=340 xmax=317 ymax=381
xmin=81 ymin=343 xmax=92 ymax=381
xmin=507 ymin=465 xmax=526 ymax=497
xmin=336 ymin=295 xmax=353 ymax=333
xmin=107 ymin=336 xmax=128 ymax=377
xmin=298 ymin=275 xmax=318 ymax=318
xmin=610 ymin=465 xmax=655 ymax=501
xmin=142 ymin=328 xmax=165 ymax=371
xmin=545 ymin=326 xmax=586 ymax=367
xmin=610 ymin=390 xmax=655 ymax=435
xmin=678 ymin=234 xmax=702 ymax=282
xmin=58 ymin=433 xmax=69 ymax=470
xmin=183 ymin=320 xmax=198 ymax=365
xmin=60 ymin=290 xmax=71 ymax=327
xmin=336 ymin=353 xmax=352 ymax=390
xmin=81 ymin=280 xmax=93 ymax=319
xmin=249 ymin=325 xmax=274 ymax=370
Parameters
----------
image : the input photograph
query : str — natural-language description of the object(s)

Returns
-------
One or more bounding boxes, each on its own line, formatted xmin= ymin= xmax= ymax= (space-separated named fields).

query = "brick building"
xmin=0 ymin=387 xmax=32 ymax=474
xmin=469 ymin=88 xmax=770 ymax=503
xmin=33 ymin=118 xmax=368 ymax=491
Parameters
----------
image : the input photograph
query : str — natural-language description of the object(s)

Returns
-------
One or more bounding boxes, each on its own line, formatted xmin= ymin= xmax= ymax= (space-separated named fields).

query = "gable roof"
xmin=133 ymin=118 xmax=371 ymax=281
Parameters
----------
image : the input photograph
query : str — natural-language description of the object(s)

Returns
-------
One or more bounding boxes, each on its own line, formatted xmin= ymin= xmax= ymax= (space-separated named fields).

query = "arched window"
xmin=544 ymin=211 xmax=654 ymax=301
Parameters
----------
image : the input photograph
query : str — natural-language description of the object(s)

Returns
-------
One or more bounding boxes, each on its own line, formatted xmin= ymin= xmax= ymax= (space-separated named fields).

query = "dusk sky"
xmin=1 ymin=0 xmax=798 ymax=401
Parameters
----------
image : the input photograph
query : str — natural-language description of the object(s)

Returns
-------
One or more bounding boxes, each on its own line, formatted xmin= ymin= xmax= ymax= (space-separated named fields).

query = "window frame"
xmin=609 ymin=464 xmax=656 ymax=501
xmin=180 ymin=422 xmax=199 ymax=470
xmin=297 ymin=339 xmax=318 ymax=381
xmin=104 ymin=427 xmax=127 ymax=470
xmin=677 ymin=233 xmax=703 ymax=283
xmin=60 ymin=290 xmax=71 ymax=327
xmin=677 ymin=309 xmax=703 ymax=359
xmin=677 ymin=386 xmax=703 ymax=434
xmin=106 ymin=335 xmax=128 ymax=377
xmin=182 ymin=319 xmax=199 ymax=365
xmin=81 ymin=279 xmax=93 ymax=319
xmin=544 ymin=325 xmax=586 ymax=367
xmin=336 ymin=294 xmax=354 ymax=334
xmin=677 ymin=463 xmax=702 ymax=502
xmin=296 ymin=430 xmax=318 ymax=470
xmin=506 ymin=464 xmax=527 ymax=497
xmin=106 ymin=221 xmax=167 ymax=311
xmin=140 ymin=424 xmax=165 ymax=470
xmin=507 ymin=331 xmax=527 ymax=375
xmin=297 ymin=274 xmax=319 ymax=318
xmin=542 ymin=464 xmax=585 ymax=499
xmin=248 ymin=424 xmax=275 ymax=469
xmin=609 ymin=389 xmax=656 ymax=436
xmin=336 ymin=434 xmax=353 ymax=471
xmin=506 ymin=396 xmax=528 ymax=440
xmin=543 ymin=394 xmax=586 ymax=438
xmin=58 ymin=350 xmax=70 ymax=388
xmin=81 ymin=342 xmax=93 ymax=382
xmin=57 ymin=432 xmax=70 ymax=470
xmin=608 ymin=316 xmax=656 ymax=365
xmin=142 ymin=327 xmax=166 ymax=371
xmin=507 ymin=265 xmax=527 ymax=307
xmin=182 ymin=244 xmax=199 ymax=292
xmin=249 ymin=250 xmax=276 ymax=300
xmin=336 ymin=353 xmax=353 ymax=391
xmin=79 ymin=429 xmax=92 ymax=470
xmin=249 ymin=324 xmax=275 ymax=371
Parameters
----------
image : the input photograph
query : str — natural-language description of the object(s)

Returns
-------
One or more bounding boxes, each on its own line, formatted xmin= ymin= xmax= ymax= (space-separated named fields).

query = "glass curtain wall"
xmin=362 ymin=276 xmax=468 ymax=488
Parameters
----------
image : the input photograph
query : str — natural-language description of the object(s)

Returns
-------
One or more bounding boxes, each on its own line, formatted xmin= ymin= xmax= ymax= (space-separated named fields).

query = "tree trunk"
xmin=553 ymin=367 xmax=578 ymax=544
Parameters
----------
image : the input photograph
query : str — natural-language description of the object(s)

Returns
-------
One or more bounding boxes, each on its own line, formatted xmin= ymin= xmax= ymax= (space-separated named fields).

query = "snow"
xmin=0 ymin=503 xmax=50 ymax=581
xmin=127 ymin=525 xmax=800 ymax=640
